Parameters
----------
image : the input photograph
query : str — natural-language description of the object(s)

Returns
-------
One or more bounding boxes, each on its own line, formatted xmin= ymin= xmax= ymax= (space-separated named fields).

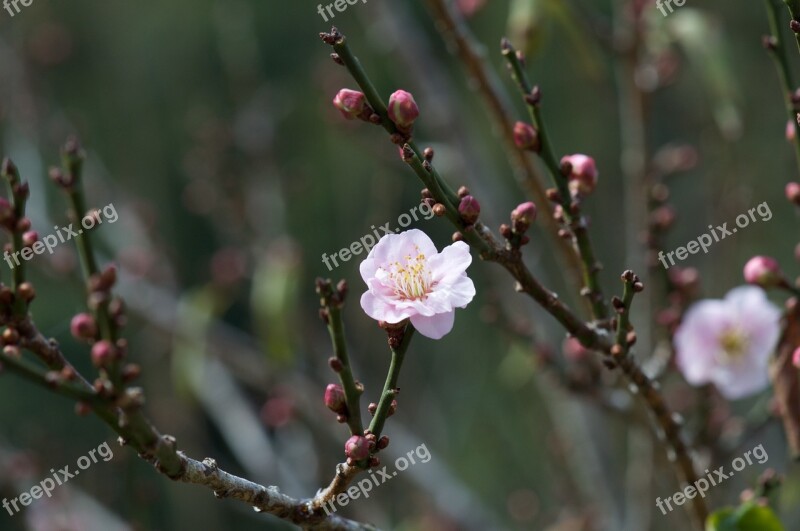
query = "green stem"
xmin=766 ymin=0 xmax=800 ymax=172
xmin=501 ymin=42 xmax=607 ymax=320
xmin=614 ymin=275 xmax=636 ymax=354
xmin=368 ymin=325 xmax=415 ymax=438
xmin=1 ymin=161 xmax=29 ymax=317
xmin=325 ymin=303 xmax=364 ymax=436
xmin=60 ymin=146 xmax=120 ymax=387
xmin=329 ymin=31 xmax=460 ymax=207
xmin=783 ymin=0 xmax=800 ymax=54
xmin=0 ymin=353 xmax=98 ymax=403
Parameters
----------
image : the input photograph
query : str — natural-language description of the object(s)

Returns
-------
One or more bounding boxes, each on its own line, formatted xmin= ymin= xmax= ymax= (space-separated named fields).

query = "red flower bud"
xmin=743 ymin=256 xmax=784 ymax=288
xmin=458 ymin=195 xmax=481 ymax=224
xmin=513 ymin=121 xmax=540 ymax=152
xmin=793 ymin=347 xmax=800 ymax=369
xmin=344 ymin=435 xmax=370 ymax=461
xmin=324 ymin=383 xmax=347 ymax=415
xmin=387 ymin=90 xmax=419 ymax=129
xmin=511 ymin=201 xmax=537 ymax=234
xmin=333 ymin=89 xmax=367 ymax=120
xmin=70 ymin=313 xmax=98 ymax=341
xmin=561 ymin=154 xmax=598 ymax=196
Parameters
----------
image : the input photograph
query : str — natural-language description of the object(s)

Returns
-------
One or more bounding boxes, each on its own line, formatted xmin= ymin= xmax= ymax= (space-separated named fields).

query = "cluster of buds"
xmin=316 ymin=277 xmax=348 ymax=323
xmin=420 ymin=187 xmax=447 ymax=221
xmin=0 ymin=325 xmax=21 ymax=359
xmin=344 ymin=430 xmax=389 ymax=467
xmin=367 ymin=399 xmax=397 ymax=417
xmin=500 ymin=202 xmax=537 ymax=248
xmin=561 ymin=154 xmax=598 ymax=197
xmin=333 ymin=87 xmax=420 ymax=138
xmin=0 ymin=159 xmax=33 ymax=240
xmin=87 ymin=265 xmax=121 ymax=316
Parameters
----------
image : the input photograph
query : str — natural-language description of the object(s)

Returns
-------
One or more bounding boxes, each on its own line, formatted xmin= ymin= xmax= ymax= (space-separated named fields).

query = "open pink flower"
xmin=674 ymin=286 xmax=780 ymax=400
xmin=359 ymin=229 xmax=475 ymax=340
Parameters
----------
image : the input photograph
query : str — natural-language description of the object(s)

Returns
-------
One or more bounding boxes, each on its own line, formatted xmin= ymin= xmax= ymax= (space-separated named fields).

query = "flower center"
xmin=387 ymin=251 xmax=433 ymax=301
xmin=718 ymin=327 xmax=749 ymax=360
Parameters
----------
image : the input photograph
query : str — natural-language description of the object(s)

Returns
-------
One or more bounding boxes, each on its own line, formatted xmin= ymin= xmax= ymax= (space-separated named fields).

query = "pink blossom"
xmin=674 ymin=286 xmax=781 ymax=400
xmin=359 ymin=229 xmax=475 ymax=340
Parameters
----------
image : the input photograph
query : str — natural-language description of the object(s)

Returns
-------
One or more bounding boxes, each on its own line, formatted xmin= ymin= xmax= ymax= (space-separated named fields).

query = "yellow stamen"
xmin=385 ymin=247 xmax=433 ymax=301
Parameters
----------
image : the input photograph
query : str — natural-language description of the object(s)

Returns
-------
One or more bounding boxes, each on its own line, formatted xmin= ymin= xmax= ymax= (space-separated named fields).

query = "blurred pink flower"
xmin=674 ymin=286 xmax=781 ymax=400
xmin=457 ymin=0 xmax=487 ymax=16
xmin=360 ymin=229 xmax=475 ymax=339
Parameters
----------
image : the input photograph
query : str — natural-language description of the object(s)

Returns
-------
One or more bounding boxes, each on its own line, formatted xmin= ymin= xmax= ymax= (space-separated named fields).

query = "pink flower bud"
xmin=743 ymin=256 xmax=784 ymax=288
xmin=344 ymin=435 xmax=370 ymax=461
xmin=513 ymin=121 xmax=540 ymax=152
xmin=786 ymin=182 xmax=800 ymax=205
xmin=70 ymin=313 xmax=97 ymax=340
xmin=458 ymin=195 xmax=481 ymax=224
xmin=22 ymin=231 xmax=38 ymax=247
xmin=511 ymin=201 xmax=537 ymax=234
xmin=324 ymin=383 xmax=347 ymax=415
xmin=333 ymin=89 xmax=367 ymax=120
xmin=91 ymin=340 xmax=114 ymax=368
xmin=561 ymin=154 xmax=599 ymax=196
xmin=793 ymin=347 xmax=800 ymax=369
xmin=787 ymin=119 xmax=797 ymax=142
xmin=387 ymin=90 xmax=419 ymax=130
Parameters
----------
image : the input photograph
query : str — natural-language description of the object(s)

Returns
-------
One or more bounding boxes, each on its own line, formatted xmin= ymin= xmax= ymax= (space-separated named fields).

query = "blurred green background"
xmin=0 ymin=0 xmax=799 ymax=530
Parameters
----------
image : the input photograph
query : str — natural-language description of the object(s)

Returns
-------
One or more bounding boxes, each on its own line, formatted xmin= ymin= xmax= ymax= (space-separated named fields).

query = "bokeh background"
xmin=0 ymin=0 xmax=799 ymax=530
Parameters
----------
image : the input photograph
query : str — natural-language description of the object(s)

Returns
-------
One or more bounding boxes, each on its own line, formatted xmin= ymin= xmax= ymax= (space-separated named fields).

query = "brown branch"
xmin=321 ymin=26 xmax=708 ymax=528
xmin=771 ymin=301 xmax=800 ymax=459
xmin=1 ymin=325 xmax=378 ymax=531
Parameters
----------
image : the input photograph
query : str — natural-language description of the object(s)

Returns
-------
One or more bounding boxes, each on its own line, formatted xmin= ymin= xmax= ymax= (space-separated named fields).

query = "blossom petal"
xmin=426 ymin=273 xmax=475 ymax=309
xmin=427 ymin=241 xmax=472 ymax=284
xmin=360 ymin=291 xmax=413 ymax=323
xmin=411 ymin=310 xmax=456 ymax=340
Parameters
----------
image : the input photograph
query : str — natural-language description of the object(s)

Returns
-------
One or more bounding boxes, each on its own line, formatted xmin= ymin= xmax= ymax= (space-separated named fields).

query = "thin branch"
xmin=500 ymin=41 xmax=608 ymax=320
xmin=765 ymin=0 xmax=800 ymax=172
xmin=368 ymin=325 xmax=414 ymax=438
xmin=320 ymin=27 xmax=707 ymax=528
xmin=422 ymin=0 xmax=587 ymax=298
xmin=318 ymin=279 xmax=365 ymax=436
